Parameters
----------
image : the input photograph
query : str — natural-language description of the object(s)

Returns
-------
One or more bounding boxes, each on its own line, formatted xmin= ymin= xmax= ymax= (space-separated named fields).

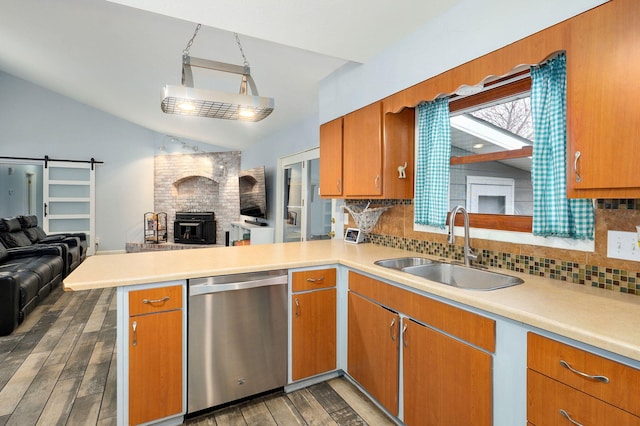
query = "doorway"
xmin=276 ymin=148 xmax=332 ymax=243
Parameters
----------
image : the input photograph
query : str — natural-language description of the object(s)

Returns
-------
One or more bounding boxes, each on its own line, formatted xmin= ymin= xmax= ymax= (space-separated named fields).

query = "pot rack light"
xmin=161 ymin=24 xmax=274 ymax=122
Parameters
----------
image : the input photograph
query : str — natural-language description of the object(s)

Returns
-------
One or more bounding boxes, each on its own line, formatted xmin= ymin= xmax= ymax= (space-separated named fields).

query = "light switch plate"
xmin=607 ymin=231 xmax=640 ymax=262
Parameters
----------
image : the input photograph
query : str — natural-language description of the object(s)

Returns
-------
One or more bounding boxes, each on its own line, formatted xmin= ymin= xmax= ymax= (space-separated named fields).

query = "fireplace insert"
xmin=174 ymin=212 xmax=216 ymax=244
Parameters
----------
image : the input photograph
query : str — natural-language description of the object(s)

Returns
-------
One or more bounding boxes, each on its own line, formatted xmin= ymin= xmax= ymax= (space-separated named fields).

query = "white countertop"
xmin=63 ymin=240 xmax=640 ymax=362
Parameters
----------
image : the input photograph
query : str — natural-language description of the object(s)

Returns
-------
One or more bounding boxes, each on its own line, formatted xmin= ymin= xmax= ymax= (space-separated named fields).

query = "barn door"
xmin=43 ymin=161 xmax=95 ymax=255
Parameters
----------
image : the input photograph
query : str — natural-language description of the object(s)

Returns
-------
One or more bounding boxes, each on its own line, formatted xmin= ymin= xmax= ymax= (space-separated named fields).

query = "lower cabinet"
xmin=347 ymin=291 xmax=400 ymax=416
xmin=403 ymin=318 xmax=492 ymax=426
xmin=527 ymin=332 xmax=640 ymax=425
xmin=291 ymin=268 xmax=337 ymax=381
xmin=291 ymin=288 xmax=337 ymax=380
xmin=124 ymin=283 xmax=185 ymax=426
xmin=347 ymin=271 xmax=494 ymax=425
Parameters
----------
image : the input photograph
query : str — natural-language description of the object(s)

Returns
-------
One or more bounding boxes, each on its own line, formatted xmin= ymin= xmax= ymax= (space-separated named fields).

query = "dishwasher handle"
xmin=190 ymin=275 xmax=287 ymax=296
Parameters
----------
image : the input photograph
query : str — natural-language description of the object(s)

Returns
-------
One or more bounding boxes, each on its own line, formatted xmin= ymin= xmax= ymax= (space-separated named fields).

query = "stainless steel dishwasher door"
xmin=188 ymin=270 xmax=288 ymax=414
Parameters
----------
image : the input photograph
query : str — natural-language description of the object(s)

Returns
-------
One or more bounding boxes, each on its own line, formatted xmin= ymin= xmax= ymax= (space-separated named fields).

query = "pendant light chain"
xmin=235 ymin=33 xmax=250 ymax=68
xmin=183 ymin=23 xmax=202 ymax=56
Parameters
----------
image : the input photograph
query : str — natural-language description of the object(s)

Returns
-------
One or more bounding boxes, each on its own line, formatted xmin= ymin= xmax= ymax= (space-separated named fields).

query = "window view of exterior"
xmin=450 ymin=92 xmax=534 ymax=216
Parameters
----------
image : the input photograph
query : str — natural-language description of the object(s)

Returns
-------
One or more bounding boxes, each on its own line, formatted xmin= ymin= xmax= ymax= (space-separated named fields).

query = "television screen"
xmin=239 ymin=166 xmax=267 ymax=219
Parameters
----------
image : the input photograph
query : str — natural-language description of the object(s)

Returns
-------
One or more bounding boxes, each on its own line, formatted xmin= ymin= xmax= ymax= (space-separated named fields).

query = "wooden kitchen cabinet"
xmin=319 ymin=117 xmax=343 ymax=197
xmin=291 ymin=288 xmax=336 ymax=380
xmin=527 ymin=333 xmax=640 ymax=425
xmin=348 ymin=271 xmax=495 ymax=423
xmin=348 ymin=291 xmax=400 ymax=416
xmin=324 ymin=101 xmax=414 ymax=199
xmin=343 ymin=102 xmax=383 ymax=197
xmin=291 ymin=268 xmax=337 ymax=381
xmin=403 ymin=318 xmax=492 ymax=426
xmin=128 ymin=285 xmax=183 ymax=425
xmin=565 ymin=0 xmax=640 ymax=198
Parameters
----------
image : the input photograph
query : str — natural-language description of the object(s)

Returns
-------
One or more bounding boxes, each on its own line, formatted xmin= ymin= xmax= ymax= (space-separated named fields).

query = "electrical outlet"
xmin=95 ymin=236 xmax=100 ymax=245
xmin=607 ymin=231 xmax=640 ymax=262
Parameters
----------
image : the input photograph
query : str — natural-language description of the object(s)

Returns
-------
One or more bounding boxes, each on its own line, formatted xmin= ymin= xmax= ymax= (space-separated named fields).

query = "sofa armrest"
xmin=41 ymin=235 xmax=80 ymax=248
xmin=6 ymin=245 xmax=64 ymax=259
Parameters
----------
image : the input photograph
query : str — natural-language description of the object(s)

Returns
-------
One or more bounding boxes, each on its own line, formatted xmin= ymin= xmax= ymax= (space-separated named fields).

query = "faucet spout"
xmin=447 ymin=206 xmax=479 ymax=267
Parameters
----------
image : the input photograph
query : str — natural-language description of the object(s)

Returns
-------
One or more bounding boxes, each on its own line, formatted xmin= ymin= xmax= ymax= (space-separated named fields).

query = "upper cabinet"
xmin=322 ymin=0 xmax=639 ymax=201
xmin=565 ymin=0 xmax=640 ymax=198
xmin=320 ymin=102 xmax=414 ymax=199
xmin=343 ymin=102 xmax=383 ymax=197
xmin=319 ymin=117 xmax=343 ymax=197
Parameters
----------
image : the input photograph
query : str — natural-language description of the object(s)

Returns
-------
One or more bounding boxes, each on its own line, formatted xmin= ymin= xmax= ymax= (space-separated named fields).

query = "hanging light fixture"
xmin=161 ymin=24 xmax=274 ymax=122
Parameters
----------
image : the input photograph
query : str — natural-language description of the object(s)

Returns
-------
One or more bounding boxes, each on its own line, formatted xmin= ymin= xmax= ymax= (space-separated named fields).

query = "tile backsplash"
xmin=348 ymin=199 xmax=640 ymax=295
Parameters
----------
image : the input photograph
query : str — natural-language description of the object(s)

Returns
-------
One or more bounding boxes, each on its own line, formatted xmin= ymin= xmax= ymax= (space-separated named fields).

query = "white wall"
xmin=319 ymin=0 xmax=607 ymax=123
xmin=241 ymin=113 xmax=320 ymax=225
xmin=0 ymin=71 xmax=226 ymax=252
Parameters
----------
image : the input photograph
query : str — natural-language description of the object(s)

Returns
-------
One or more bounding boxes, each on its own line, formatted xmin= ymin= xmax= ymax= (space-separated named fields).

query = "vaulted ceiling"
xmin=0 ymin=0 xmax=462 ymax=150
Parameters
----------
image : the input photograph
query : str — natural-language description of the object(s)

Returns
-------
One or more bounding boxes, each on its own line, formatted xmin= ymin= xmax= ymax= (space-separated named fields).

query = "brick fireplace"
xmin=154 ymin=151 xmax=241 ymax=244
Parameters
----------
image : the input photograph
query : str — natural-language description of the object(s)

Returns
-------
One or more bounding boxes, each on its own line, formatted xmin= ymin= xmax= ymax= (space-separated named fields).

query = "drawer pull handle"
xmin=142 ymin=296 xmax=170 ymax=305
xmin=560 ymin=360 xmax=610 ymax=383
xmin=390 ymin=318 xmax=396 ymax=341
xmin=295 ymin=298 xmax=300 ymax=317
xmin=559 ymin=409 xmax=583 ymax=426
xmin=574 ymin=151 xmax=581 ymax=183
xmin=402 ymin=322 xmax=408 ymax=347
xmin=132 ymin=321 xmax=137 ymax=347
xmin=306 ymin=277 xmax=325 ymax=283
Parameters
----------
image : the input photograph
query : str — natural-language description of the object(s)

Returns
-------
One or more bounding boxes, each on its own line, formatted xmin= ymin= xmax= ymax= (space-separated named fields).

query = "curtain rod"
xmin=0 ymin=155 xmax=104 ymax=170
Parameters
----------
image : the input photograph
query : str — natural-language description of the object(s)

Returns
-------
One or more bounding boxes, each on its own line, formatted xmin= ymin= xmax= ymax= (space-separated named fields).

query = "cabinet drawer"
xmin=528 ymin=369 xmax=640 ymax=425
xmin=349 ymin=271 xmax=495 ymax=352
xmin=129 ymin=285 xmax=183 ymax=316
xmin=528 ymin=333 xmax=640 ymax=417
xmin=292 ymin=268 xmax=336 ymax=292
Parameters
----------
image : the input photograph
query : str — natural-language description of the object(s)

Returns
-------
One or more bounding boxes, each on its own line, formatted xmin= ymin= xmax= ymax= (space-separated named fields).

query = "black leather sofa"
xmin=0 ymin=244 xmax=64 ymax=336
xmin=0 ymin=216 xmax=84 ymax=276
xmin=0 ymin=215 xmax=88 ymax=336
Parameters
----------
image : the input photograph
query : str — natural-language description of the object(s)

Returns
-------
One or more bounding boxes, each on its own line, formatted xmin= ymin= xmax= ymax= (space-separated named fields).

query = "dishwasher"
xmin=187 ymin=269 xmax=288 ymax=414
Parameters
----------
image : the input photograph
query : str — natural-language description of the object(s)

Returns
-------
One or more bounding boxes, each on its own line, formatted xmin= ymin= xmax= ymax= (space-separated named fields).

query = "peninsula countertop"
xmin=63 ymin=239 xmax=640 ymax=362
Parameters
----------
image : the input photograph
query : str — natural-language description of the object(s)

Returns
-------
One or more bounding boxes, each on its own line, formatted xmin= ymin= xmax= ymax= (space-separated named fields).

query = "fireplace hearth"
xmin=174 ymin=212 xmax=216 ymax=244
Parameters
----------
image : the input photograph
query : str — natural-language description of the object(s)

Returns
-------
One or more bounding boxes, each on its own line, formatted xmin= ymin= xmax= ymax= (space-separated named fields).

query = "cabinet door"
xmin=291 ymin=288 xmax=337 ymax=380
xmin=343 ymin=103 xmax=383 ymax=197
xmin=566 ymin=0 xmax=640 ymax=197
xmin=403 ymin=318 xmax=492 ymax=426
xmin=347 ymin=291 xmax=399 ymax=415
xmin=319 ymin=117 xmax=344 ymax=197
xmin=381 ymin=107 xmax=415 ymax=199
xmin=129 ymin=310 xmax=182 ymax=425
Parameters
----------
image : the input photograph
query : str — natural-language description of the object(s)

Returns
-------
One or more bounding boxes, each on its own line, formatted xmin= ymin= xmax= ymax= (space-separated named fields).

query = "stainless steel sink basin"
xmin=374 ymin=257 xmax=436 ymax=270
xmin=402 ymin=263 xmax=524 ymax=291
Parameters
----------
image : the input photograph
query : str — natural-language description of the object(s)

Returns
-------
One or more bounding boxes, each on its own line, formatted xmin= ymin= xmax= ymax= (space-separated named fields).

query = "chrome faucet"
xmin=447 ymin=206 xmax=479 ymax=267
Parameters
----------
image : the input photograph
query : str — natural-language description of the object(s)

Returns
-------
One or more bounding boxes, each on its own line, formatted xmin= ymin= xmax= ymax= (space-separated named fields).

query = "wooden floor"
xmin=0 ymin=286 xmax=395 ymax=426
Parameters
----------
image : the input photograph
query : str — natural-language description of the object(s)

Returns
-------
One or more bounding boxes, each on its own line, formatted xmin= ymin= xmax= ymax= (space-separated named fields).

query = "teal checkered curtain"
xmin=414 ymin=97 xmax=451 ymax=228
xmin=531 ymin=53 xmax=594 ymax=239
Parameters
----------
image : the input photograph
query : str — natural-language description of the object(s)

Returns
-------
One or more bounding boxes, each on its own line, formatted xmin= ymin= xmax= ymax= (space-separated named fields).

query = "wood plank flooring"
xmin=0 ymin=286 xmax=395 ymax=426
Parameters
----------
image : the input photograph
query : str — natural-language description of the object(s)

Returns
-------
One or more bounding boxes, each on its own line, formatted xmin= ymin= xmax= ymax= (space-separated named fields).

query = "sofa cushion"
xmin=17 ymin=215 xmax=38 ymax=228
xmin=0 ymin=218 xmax=22 ymax=233
xmin=0 ymin=230 xmax=33 ymax=248
xmin=18 ymin=216 xmax=47 ymax=243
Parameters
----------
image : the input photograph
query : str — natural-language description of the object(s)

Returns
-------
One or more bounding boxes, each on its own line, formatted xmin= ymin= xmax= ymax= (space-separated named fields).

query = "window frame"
xmin=448 ymin=76 xmax=533 ymax=232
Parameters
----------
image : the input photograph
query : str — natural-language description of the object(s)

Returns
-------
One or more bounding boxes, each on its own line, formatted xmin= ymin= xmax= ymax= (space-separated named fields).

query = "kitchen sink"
xmin=402 ymin=263 xmax=524 ymax=291
xmin=374 ymin=257 xmax=436 ymax=270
